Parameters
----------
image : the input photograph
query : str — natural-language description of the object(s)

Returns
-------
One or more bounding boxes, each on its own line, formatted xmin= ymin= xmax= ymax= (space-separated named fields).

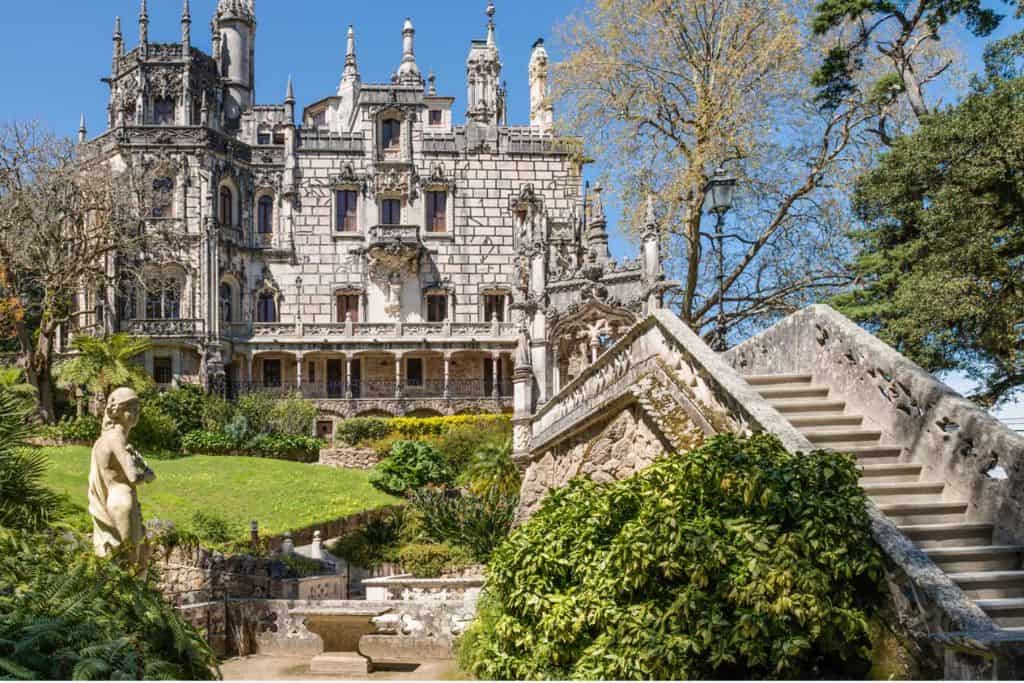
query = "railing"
xmin=368 ymin=224 xmax=420 ymax=245
xmin=121 ymin=319 xmax=205 ymax=337
xmin=241 ymin=321 xmax=517 ymax=339
xmin=227 ymin=379 xmax=513 ymax=401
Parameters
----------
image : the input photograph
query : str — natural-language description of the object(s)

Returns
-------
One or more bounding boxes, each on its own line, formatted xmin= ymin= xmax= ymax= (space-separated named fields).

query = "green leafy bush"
xmin=180 ymin=430 xmax=236 ymax=455
xmin=370 ymin=441 xmax=453 ymax=496
xmin=0 ymin=394 xmax=66 ymax=532
xmin=328 ymin=509 xmax=407 ymax=569
xmin=200 ymin=394 xmax=236 ymax=432
xmin=336 ymin=417 xmax=393 ymax=446
xmin=0 ymin=530 xmax=218 ymax=680
xmin=431 ymin=419 xmax=512 ymax=472
xmin=460 ymin=438 xmax=520 ymax=498
xmin=268 ymin=392 xmax=318 ymax=436
xmin=237 ymin=392 xmax=275 ymax=434
xmin=181 ymin=430 xmax=323 ymax=462
xmin=460 ymin=434 xmax=884 ymax=680
xmin=131 ymin=404 xmax=181 ymax=453
xmin=391 ymin=542 xmax=473 ymax=579
xmin=187 ymin=511 xmax=234 ymax=546
xmin=409 ymin=487 xmax=516 ymax=562
xmin=147 ymin=384 xmax=208 ymax=435
xmin=38 ymin=414 xmax=101 ymax=443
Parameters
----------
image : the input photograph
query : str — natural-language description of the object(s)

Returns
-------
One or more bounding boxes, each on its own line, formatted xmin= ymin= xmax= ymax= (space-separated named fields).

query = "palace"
xmin=76 ymin=0 xmax=674 ymax=437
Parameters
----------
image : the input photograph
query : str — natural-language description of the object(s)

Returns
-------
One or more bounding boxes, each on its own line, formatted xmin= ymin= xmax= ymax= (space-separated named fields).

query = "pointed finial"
xmin=646 ymin=193 xmax=657 ymax=226
xmin=285 ymin=74 xmax=295 ymax=102
xmin=139 ymin=0 xmax=149 ymax=49
xmin=78 ymin=114 xmax=87 ymax=144
xmin=592 ymin=184 xmax=605 ymax=222
xmin=114 ymin=15 xmax=122 ymax=37
xmin=486 ymin=1 xmax=497 ymax=47
xmin=397 ymin=18 xmax=422 ymax=86
xmin=140 ymin=0 xmax=148 ymax=19
xmin=182 ymin=0 xmax=190 ymax=19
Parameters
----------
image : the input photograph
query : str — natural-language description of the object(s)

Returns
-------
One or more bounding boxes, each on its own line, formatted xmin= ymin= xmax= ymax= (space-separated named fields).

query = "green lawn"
xmin=43 ymin=446 xmax=398 ymax=542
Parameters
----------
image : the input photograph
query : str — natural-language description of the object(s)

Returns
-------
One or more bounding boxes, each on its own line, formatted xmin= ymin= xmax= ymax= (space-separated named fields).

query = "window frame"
xmin=426 ymin=293 xmax=448 ymax=323
xmin=153 ymin=357 xmax=174 ymax=385
xmin=381 ymin=119 xmax=402 ymax=150
xmin=426 ymin=191 xmax=448 ymax=233
xmin=336 ymin=293 xmax=360 ymax=323
xmin=428 ymin=109 xmax=443 ymax=125
xmin=335 ymin=189 xmax=359 ymax=233
xmin=483 ymin=292 xmax=507 ymax=323
xmin=380 ymin=198 xmax=402 ymax=226
xmin=256 ymin=293 xmax=278 ymax=323
xmin=219 ymin=187 xmax=234 ymax=226
xmin=406 ymin=358 xmax=424 ymax=387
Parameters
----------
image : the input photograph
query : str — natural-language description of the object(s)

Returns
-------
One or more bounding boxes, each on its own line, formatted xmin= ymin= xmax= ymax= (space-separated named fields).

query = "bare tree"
xmin=555 ymin=0 xmax=878 ymax=343
xmin=0 ymin=122 xmax=173 ymax=421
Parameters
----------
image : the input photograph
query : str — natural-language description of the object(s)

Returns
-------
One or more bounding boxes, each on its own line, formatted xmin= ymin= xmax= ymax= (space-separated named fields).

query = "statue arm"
xmin=114 ymin=442 xmax=156 ymax=484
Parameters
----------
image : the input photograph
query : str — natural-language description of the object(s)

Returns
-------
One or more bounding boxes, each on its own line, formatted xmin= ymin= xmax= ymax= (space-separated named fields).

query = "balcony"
xmin=236 ymin=321 xmax=517 ymax=339
xmin=121 ymin=319 xmax=205 ymax=338
xmin=367 ymin=224 xmax=421 ymax=248
xmin=228 ymin=379 xmax=513 ymax=401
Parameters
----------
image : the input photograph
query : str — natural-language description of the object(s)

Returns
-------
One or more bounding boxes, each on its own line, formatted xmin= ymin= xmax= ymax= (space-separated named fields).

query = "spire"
xmin=112 ymin=16 xmax=123 ymax=75
xmin=285 ymin=74 xmax=295 ymax=103
xmin=587 ymin=184 xmax=611 ymax=262
xmin=182 ymin=0 xmax=191 ymax=49
xmin=78 ymin=114 xmax=87 ymax=144
xmin=645 ymin=193 xmax=657 ymax=227
xmin=139 ymin=0 xmax=148 ymax=49
xmin=529 ymin=38 xmax=554 ymax=132
xmin=396 ymin=18 xmax=423 ymax=86
xmin=341 ymin=24 xmax=359 ymax=84
xmin=486 ymin=1 xmax=497 ymax=47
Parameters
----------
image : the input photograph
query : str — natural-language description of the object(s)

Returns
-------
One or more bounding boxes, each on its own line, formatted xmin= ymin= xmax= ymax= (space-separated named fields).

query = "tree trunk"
xmin=33 ymin=330 xmax=56 ymax=424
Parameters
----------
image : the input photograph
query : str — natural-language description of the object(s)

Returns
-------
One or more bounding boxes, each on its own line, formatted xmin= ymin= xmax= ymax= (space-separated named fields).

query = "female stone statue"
xmin=88 ymin=387 xmax=156 ymax=565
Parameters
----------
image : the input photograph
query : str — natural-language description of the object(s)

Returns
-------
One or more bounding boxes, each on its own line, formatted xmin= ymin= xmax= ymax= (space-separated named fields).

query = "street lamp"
xmin=705 ymin=167 xmax=737 ymax=352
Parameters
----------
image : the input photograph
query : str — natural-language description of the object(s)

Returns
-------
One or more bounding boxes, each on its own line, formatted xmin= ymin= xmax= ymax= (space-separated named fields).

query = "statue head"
xmin=103 ymin=387 xmax=141 ymax=433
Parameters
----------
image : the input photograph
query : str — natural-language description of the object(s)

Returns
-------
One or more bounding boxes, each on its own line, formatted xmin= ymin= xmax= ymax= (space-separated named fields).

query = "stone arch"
xmin=219 ymin=273 xmax=243 ymax=323
xmin=406 ymin=408 xmax=444 ymax=419
xmin=218 ymin=177 xmax=240 ymax=226
xmin=357 ymin=409 xmax=394 ymax=419
xmin=142 ymin=262 xmax=190 ymax=320
xmin=550 ymin=299 xmax=637 ymax=388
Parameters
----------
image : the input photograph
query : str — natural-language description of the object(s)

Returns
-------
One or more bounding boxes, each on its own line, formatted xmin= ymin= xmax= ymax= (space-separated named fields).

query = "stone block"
xmin=309 ymin=652 xmax=372 ymax=676
xmin=359 ymin=635 xmax=454 ymax=664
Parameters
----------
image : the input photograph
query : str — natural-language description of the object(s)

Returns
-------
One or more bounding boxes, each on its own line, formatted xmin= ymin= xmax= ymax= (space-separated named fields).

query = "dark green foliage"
xmin=392 ymin=542 xmax=473 ymax=579
xmin=181 ymin=430 xmax=323 ymax=463
xmin=432 ymin=419 xmax=512 ymax=473
xmin=132 ymin=404 xmax=181 ymax=453
xmin=0 ymin=394 xmax=66 ymax=532
xmin=38 ymin=415 xmax=101 ymax=444
xmin=236 ymin=392 xmax=276 ymax=435
xmin=187 ymin=511 xmax=234 ymax=546
xmin=335 ymin=418 xmax=397 ymax=446
xmin=460 ymin=438 xmax=520 ymax=498
xmin=0 ymin=530 xmax=219 ymax=680
xmin=328 ymin=509 xmax=407 ymax=569
xmin=409 ymin=487 xmax=516 ymax=563
xmin=267 ymin=393 xmax=318 ymax=437
xmin=834 ymin=76 xmax=1024 ymax=406
xmin=147 ymin=385 xmax=209 ymax=435
xmin=460 ymin=434 xmax=884 ymax=680
xmin=369 ymin=441 xmax=453 ymax=496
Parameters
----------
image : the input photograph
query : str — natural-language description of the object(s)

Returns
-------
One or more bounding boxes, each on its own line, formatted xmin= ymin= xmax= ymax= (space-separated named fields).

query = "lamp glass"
xmin=707 ymin=168 xmax=737 ymax=214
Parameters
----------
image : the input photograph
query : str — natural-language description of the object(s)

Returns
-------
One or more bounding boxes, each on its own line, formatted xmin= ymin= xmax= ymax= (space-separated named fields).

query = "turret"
xmin=214 ymin=0 xmax=256 ymax=127
xmin=338 ymin=24 xmax=359 ymax=90
xmin=466 ymin=1 xmax=503 ymax=126
xmin=284 ymin=74 xmax=295 ymax=123
xmin=283 ymin=76 xmax=297 ymax=194
xmin=396 ymin=18 xmax=423 ymax=87
xmin=587 ymin=184 xmax=611 ymax=263
xmin=138 ymin=0 xmax=149 ymax=58
xmin=182 ymin=0 xmax=191 ymax=53
xmin=529 ymin=39 xmax=554 ymax=133
xmin=641 ymin=194 xmax=664 ymax=313
xmin=112 ymin=16 xmax=123 ymax=77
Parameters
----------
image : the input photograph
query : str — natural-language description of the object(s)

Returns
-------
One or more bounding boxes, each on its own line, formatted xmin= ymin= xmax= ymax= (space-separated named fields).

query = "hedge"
xmin=181 ymin=430 xmax=324 ymax=463
xmin=336 ymin=414 xmax=510 ymax=447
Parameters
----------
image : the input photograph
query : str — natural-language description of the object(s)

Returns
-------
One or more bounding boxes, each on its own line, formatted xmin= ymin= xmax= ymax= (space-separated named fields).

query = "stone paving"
xmin=219 ymin=655 xmax=463 ymax=680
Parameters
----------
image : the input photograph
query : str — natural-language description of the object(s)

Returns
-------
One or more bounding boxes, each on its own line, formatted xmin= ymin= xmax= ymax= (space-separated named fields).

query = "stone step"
xmin=769 ymin=398 xmax=847 ymax=414
xmin=845 ymin=445 xmax=904 ymax=464
xmin=861 ymin=481 xmax=946 ymax=503
xmin=787 ymin=412 xmax=864 ymax=428
xmin=948 ymin=571 xmax=1024 ymax=600
xmin=803 ymin=428 xmax=883 ymax=445
xmin=744 ymin=374 xmax=814 ymax=386
xmin=926 ymin=546 xmax=1024 ymax=574
xmin=878 ymin=501 xmax=969 ymax=525
xmin=898 ymin=522 xmax=994 ymax=549
xmin=859 ymin=463 xmax=923 ymax=484
xmin=757 ymin=385 xmax=831 ymax=400
xmin=975 ymin=599 xmax=1024 ymax=628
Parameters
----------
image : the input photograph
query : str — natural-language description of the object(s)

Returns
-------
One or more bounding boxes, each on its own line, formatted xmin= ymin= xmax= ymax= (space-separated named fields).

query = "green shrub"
xmin=430 ymin=419 xmax=512 ymax=472
xmin=147 ymin=384 xmax=208 ymax=435
xmin=459 ymin=438 xmax=520 ymax=497
xmin=370 ymin=441 xmax=452 ymax=496
xmin=328 ymin=509 xmax=407 ymax=569
xmin=390 ymin=415 xmax=510 ymax=441
xmin=132 ymin=404 xmax=181 ymax=452
xmin=224 ymin=413 xmax=252 ymax=446
xmin=0 ymin=529 xmax=218 ymax=680
xmin=460 ymin=434 xmax=885 ymax=680
xmin=0 ymin=394 xmax=67 ymax=532
xmin=279 ymin=552 xmax=325 ymax=578
xmin=409 ymin=487 xmax=516 ymax=562
xmin=390 ymin=542 xmax=473 ymax=579
xmin=237 ymin=392 xmax=276 ymax=434
xmin=336 ymin=417 xmax=392 ymax=446
xmin=201 ymin=394 xmax=236 ymax=432
xmin=181 ymin=430 xmax=236 ymax=455
xmin=39 ymin=415 xmax=100 ymax=443
xmin=187 ymin=511 xmax=234 ymax=546
xmin=181 ymin=430 xmax=323 ymax=462
xmin=268 ymin=392 xmax=318 ymax=436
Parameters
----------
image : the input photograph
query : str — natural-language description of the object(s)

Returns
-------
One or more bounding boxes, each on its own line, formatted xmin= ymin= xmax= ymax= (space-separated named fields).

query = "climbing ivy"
xmin=458 ymin=434 xmax=885 ymax=680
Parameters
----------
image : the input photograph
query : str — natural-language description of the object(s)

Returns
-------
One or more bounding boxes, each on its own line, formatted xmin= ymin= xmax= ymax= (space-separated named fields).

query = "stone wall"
xmin=318 ymin=446 xmax=382 ymax=470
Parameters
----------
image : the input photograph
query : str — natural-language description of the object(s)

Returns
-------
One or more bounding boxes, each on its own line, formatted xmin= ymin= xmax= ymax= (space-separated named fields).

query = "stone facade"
xmin=74 ymin=0 xmax=674 ymax=432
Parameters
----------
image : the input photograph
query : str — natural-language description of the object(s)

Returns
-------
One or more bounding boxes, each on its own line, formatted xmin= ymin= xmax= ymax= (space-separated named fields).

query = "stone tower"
xmin=214 ymin=0 xmax=256 ymax=128
xmin=466 ymin=1 xmax=504 ymax=126
xmin=529 ymin=39 xmax=554 ymax=133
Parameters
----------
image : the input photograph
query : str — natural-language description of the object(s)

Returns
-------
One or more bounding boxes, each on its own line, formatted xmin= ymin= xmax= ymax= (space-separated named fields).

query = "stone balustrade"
xmin=121 ymin=318 xmax=205 ymax=338
xmin=227 ymin=320 xmax=517 ymax=340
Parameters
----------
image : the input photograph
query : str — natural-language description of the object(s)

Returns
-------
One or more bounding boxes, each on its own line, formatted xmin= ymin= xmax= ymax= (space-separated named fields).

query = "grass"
xmin=42 ymin=446 xmax=399 ymax=543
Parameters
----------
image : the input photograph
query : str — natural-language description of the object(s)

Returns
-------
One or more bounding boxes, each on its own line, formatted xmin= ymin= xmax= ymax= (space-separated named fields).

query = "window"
xmin=152 ymin=177 xmax=174 ymax=218
xmin=257 ymin=293 xmax=277 ymax=323
xmin=257 ymin=132 xmax=271 ymax=145
xmin=219 ymin=187 xmax=233 ymax=225
xmin=258 ymin=196 xmax=274 ymax=235
xmin=382 ymin=119 xmax=401 ymax=150
xmin=406 ymin=358 xmax=423 ymax=387
xmin=262 ymin=359 xmax=282 ymax=388
xmin=484 ymin=294 xmax=506 ymax=323
xmin=220 ymin=283 xmax=233 ymax=322
xmin=146 ymin=280 xmax=181 ymax=320
xmin=429 ymin=109 xmax=442 ymax=125
xmin=154 ymin=98 xmax=175 ymax=125
xmin=336 ymin=190 xmax=358 ymax=232
xmin=427 ymin=191 xmax=447 ymax=233
xmin=308 ymin=362 xmax=316 ymax=385
xmin=336 ymin=294 xmax=360 ymax=323
xmin=380 ymin=198 xmax=401 ymax=225
xmin=427 ymin=294 xmax=448 ymax=322
xmin=273 ymin=132 xmax=286 ymax=145
xmin=153 ymin=358 xmax=173 ymax=385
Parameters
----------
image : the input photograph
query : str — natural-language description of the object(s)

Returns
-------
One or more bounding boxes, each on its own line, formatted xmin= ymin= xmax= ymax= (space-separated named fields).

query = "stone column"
xmin=247 ymin=355 xmax=255 ymax=389
xmin=295 ymin=353 xmax=304 ymax=392
xmin=443 ymin=353 xmax=451 ymax=399
xmin=345 ymin=356 xmax=353 ymax=399
xmin=491 ymin=354 xmax=500 ymax=399
xmin=394 ymin=355 xmax=403 ymax=399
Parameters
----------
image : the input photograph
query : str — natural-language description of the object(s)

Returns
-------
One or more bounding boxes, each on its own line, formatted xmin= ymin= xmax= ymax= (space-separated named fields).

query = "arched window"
xmin=154 ymin=98 xmax=175 ymax=125
xmin=219 ymin=187 xmax=234 ymax=225
xmin=145 ymin=279 xmax=182 ymax=320
xmin=220 ymin=283 xmax=234 ymax=323
xmin=257 ymin=196 xmax=274 ymax=235
xmin=152 ymin=176 xmax=174 ymax=218
xmin=382 ymin=119 xmax=402 ymax=150
xmin=257 ymin=293 xmax=277 ymax=323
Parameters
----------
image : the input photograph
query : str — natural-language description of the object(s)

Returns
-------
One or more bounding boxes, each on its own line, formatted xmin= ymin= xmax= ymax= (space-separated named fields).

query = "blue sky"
xmin=0 ymin=1 xmax=1020 ymax=419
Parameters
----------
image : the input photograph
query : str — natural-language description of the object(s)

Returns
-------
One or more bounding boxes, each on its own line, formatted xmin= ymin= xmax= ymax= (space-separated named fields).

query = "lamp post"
xmin=705 ymin=167 xmax=737 ymax=352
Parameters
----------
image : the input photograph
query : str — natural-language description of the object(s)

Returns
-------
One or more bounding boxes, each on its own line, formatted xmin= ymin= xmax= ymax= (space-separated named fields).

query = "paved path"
xmin=219 ymin=655 xmax=465 ymax=681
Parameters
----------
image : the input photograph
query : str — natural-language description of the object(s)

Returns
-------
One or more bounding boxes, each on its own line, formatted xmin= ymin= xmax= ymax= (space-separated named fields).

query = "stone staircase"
xmin=745 ymin=372 xmax=1024 ymax=631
